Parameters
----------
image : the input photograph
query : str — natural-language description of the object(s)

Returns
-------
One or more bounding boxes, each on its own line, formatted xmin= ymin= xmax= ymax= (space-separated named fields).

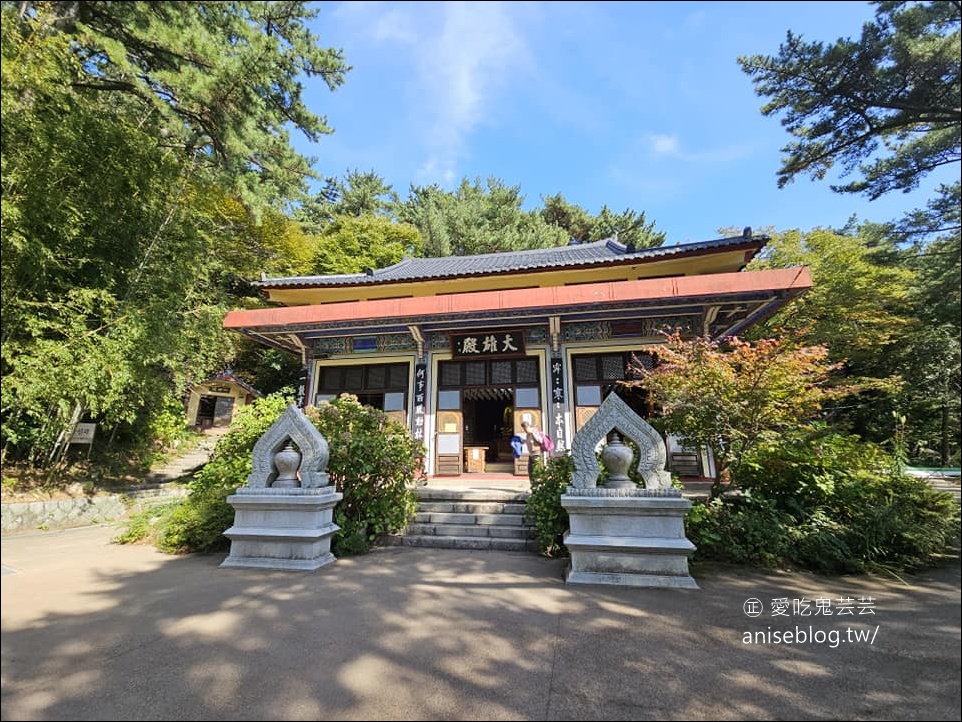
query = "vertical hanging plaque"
xmin=550 ymin=354 xmax=566 ymax=451
xmin=412 ymin=362 xmax=427 ymax=442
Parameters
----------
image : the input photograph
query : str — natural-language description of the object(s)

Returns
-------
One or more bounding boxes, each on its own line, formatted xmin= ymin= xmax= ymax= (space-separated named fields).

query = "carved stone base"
xmin=561 ymin=490 xmax=698 ymax=589
xmin=221 ymin=487 xmax=342 ymax=571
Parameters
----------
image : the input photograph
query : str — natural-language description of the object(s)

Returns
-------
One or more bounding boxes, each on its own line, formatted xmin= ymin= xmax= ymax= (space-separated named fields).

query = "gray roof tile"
xmin=257 ymin=234 xmax=763 ymax=289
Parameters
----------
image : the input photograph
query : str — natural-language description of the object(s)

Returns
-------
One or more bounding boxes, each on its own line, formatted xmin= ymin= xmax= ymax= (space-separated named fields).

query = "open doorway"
xmin=462 ymin=387 xmax=513 ymax=470
xmin=196 ymin=395 xmax=218 ymax=429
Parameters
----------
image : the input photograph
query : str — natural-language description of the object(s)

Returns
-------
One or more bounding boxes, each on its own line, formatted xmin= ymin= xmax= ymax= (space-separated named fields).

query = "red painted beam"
xmin=224 ymin=267 xmax=811 ymax=331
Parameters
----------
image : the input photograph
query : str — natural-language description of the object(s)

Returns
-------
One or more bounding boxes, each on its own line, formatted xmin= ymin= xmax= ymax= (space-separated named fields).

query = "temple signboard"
xmin=450 ymin=330 xmax=525 ymax=359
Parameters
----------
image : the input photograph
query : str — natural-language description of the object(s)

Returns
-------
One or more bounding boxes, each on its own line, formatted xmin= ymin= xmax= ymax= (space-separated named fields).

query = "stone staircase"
xmin=143 ymin=429 xmax=226 ymax=483
xmin=384 ymin=487 xmax=538 ymax=552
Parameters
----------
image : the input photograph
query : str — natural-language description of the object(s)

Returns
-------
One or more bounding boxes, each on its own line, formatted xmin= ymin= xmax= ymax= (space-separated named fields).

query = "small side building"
xmin=186 ymin=370 xmax=262 ymax=429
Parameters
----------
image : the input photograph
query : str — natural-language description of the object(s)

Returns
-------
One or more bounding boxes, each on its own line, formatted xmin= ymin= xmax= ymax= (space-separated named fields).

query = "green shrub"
xmin=526 ymin=453 xmax=574 ymax=557
xmin=686 ymin=495 xmax=795 ymax=567
xmin=160 ymin=484 xmax=237 ymax=553
xmin=306 ymin=396 xmax=420 ymax=555
xmin=788 ymin=509 xmax=860 ymax=575
xmin=734 ymin=427 xmax=891 ymax=515
xmin=114 ymin=500 xmax=182 ymax=545
xmin=827 ymin=472 xmax=960 ymax=573
xmin=690 ymin=428 xmax=962 ymax=574
xmin=154 ymin=392 xmax=422 ymax=556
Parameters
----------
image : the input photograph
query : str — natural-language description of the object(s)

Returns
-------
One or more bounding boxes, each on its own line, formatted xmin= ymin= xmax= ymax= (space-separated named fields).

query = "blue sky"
xmin=292 ymin=1 xmax=948 ymax=245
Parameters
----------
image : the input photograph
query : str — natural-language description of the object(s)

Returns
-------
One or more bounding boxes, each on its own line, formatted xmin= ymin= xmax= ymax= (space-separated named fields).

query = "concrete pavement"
xmin=2 ymin=524 xmax=960 ymax=721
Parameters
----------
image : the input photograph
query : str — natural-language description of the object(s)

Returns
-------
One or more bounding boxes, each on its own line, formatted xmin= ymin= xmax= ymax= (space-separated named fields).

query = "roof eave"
xmin=227 ymin=267 xmax=810 ymax=344
xmin=254 ymin=236 xmax=767 ymax=291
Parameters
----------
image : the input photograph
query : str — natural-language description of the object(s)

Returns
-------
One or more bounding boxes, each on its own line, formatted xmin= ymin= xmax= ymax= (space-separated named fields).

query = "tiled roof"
xmin=197 ymin=370 xmax=262 ymax=397
xmin=256 ymin=234 xmax=764 ymax=289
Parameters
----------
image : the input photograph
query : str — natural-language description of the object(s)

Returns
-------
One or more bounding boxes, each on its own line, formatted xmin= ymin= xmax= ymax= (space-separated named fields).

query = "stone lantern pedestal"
xmin=561 ymin=394 xmax=698 ymax=589
xmin=221 ymin=486 xmax=342 ymax=571
xmin=562 ymin=488 xmax=697 ymax=588
xmin=220 ymin=405 xmax=342 ymax=572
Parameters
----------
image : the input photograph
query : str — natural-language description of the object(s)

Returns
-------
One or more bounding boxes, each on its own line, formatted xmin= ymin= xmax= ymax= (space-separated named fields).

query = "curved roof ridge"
xmin=255 ymin=234 xmax=765 ymax=289
xmin=370 ymin=256 xmax=413 ymax=277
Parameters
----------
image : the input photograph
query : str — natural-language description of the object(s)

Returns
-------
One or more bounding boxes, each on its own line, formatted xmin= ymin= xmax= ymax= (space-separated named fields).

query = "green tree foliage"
xmin=13 ymin=0 xmax=350 ymax=206
xmin=890 ymin=325 xmax=961 ymax=466
xmin=750 ymin=226 xmax=960 ymax=466
xmin=295 ymin=172 xmax=667 ymax=268
xmin=298 ymin=169 xmax=399 ymax=230
xmin=394 ymin=179 xmax=665 ymax=257
xmin=739 ymin=2 xmax=961 ymax=466
xmin=914 ymin=224 xmax=961 ymax=328
xmin=229 ymin=343 xmax=304 ymax=396
xmin=1 ymin=2 xmax=347 ymax=466
xmin=748 ymin=228 xmax=916 ymax=370
xmin=632 ymin=333 xmax=848 ymax=496
xmin=394 ymin=184 xmax=454 ymax=256
xmin=396 ymin=177 xmax=570 ymax=256
xmin=541 ymin=193 xmax=666 ymax=248
xmin=200 ymin=197 xmax=316 ymax=282
xmin=310 ymin=215 xmax=422 ymax=274
xmin=738 ymin=1 xmax=960 ymax=241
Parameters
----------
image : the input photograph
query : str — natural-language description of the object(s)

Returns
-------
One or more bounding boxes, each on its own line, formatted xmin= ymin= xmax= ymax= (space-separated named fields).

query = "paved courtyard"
xmin=2 ymin=524 xmax=960 ymax=721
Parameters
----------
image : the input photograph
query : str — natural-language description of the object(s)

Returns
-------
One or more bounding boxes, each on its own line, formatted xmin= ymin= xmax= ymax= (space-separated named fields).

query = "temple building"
xmin=224 ymin=231 xmax=811 ymax=478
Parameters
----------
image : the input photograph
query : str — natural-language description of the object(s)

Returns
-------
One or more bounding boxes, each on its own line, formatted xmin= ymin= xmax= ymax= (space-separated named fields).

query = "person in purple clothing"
xmin=520 ymin=420 xmax=546 ymax=479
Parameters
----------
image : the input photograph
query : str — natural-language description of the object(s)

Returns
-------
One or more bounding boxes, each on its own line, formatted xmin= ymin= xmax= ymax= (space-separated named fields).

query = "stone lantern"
xmin=561 ymin=393 xmax=698 ymax=589
xmin=221 ymin=405 xmax=342 ymax=571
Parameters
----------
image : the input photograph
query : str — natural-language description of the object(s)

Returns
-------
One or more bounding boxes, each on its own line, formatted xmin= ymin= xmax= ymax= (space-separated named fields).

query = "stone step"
xmin=142 ymin=434 xmax=224 ymax=482
xmin=383 ymin=534 xmax=539 ymax=552
xmin=405 ymin=523 xmax=534 ymax=540
xmin=415 ymin=488 xmax=529 ymax=503
xmin=413 ymin=511 xmax=527 ymax=526
xmin=415 ymin=501 xmax=528 ymax=515
xmin=929 ymin=481 xmax=960 ymax=502
xmin=388 ymin=486 xmax=539 ymax=553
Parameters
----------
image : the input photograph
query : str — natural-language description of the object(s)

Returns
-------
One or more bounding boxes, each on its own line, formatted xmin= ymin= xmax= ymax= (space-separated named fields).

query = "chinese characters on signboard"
xmin=296 ymin=368 xmax=308 ymax=408
xmin=450 ymin=330 xmax=525 ymax=359
xmin=413 ymin=362 xmax=427 ymax=442
xmin=550 ymin=355 xmax=566 ymax=451
xmin=69 ymin=423 xmax=97 ymax=445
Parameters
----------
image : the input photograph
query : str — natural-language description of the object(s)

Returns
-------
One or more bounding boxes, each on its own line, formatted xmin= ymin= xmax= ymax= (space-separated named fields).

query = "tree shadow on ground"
xmin=1 ymin=526 xmax=959 ymax=720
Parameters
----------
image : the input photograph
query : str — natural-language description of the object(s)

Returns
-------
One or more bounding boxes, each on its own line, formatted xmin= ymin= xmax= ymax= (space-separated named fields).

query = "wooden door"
xmin=213 ymin=396 xmax=235 ymax=427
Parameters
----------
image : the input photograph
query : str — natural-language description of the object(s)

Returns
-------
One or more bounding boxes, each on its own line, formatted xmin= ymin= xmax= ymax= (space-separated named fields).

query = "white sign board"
xmin=70 ymin=423 xmax=97 ymax=445
xmin=436 ymin=433 xmax=461 ymax=454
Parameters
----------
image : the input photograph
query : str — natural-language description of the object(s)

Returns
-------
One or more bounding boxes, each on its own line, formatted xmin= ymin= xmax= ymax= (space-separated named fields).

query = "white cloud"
xmin=605 ymin=133 xmax=761 ymax=212
xmin=417 ymin=2 xmax=534 ymax=186
xmin=336 ymin=1 xmax=535 ymax=188
xmin=646 ymin=133 xmax=754 ymax=164
xmin=371 ymin=8 xmax=419 ymax=44
xmin=649 ymin=133 xmax=681 ymax=156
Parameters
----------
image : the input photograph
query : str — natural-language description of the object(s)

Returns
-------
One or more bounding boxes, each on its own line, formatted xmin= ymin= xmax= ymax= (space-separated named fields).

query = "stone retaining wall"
xmin=1 ymin=487 xmax=187 ymax=535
